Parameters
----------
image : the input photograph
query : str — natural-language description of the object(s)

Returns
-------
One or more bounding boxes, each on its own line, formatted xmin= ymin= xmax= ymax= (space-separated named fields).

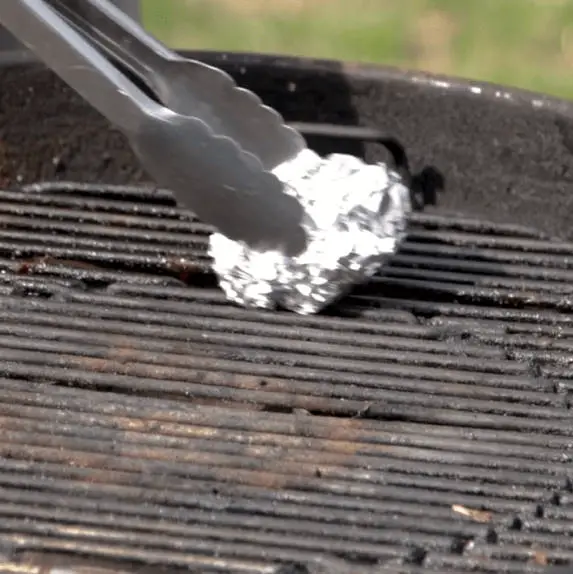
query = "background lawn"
xmin=140 ymin=0 xmax=573 ymax=100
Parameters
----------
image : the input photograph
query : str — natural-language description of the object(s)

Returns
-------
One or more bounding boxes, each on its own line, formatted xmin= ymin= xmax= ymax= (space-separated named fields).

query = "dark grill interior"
xmin=0 ymin=181 xmax=571 ymax=573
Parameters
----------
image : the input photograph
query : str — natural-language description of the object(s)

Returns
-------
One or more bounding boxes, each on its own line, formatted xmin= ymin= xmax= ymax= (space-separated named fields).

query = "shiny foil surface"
xmin=209 ymin=149 xmax=411 ymax=314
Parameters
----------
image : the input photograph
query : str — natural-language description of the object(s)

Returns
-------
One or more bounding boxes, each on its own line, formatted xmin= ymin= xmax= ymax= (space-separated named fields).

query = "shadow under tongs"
xmin=295 ymin=125 xmax=445 ymax=213
xmin=367 ymin=136 xmax=446 ymax=212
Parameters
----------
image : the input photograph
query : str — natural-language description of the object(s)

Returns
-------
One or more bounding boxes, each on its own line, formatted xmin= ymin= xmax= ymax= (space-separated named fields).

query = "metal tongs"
xmin=0 ymin=0 xmax=308 ymax=255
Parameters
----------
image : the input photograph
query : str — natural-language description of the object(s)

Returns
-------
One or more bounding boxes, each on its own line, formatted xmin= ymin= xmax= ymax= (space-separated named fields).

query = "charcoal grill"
xmin=0 ymin=50 xmax=573 ymax=574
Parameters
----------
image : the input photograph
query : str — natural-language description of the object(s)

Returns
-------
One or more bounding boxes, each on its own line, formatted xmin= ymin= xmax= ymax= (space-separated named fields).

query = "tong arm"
xmin=45 ymin=0 xmax=307 ymax=170
xmin=0 ymin=0 xmax=308 ymax=255
xmin=0 ymin=0 xmax=168 ymax=135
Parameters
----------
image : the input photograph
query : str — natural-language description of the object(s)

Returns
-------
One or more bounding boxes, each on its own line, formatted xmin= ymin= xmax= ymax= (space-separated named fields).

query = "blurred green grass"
xmin=141 ymin=0 xmax=573 ymax=100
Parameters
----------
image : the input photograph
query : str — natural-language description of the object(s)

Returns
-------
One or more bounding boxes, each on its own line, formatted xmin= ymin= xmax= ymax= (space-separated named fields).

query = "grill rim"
xmin=0 ymin=50 xmax=572 ymax=240
xmin=1 ymin=50 xmax=573 ymax=573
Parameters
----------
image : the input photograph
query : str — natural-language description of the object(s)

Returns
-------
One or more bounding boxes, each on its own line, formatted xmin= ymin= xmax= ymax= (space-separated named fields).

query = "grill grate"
xmin=0 ymin=182 xmax=572 ymax=573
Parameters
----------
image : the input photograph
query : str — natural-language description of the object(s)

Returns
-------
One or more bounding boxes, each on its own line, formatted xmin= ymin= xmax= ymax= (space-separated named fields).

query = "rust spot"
xmin=452 ymin=504 xmax=492 ymax=523
xmin=163 ymin=256 xmax=208 ymax=283
xmin=16 ymin=255 xmax=103 ymax=275
xmin=19 ymin=550 xmax=164 ymax=573
xmin=531 ymin=550 xmax=548 ymax=566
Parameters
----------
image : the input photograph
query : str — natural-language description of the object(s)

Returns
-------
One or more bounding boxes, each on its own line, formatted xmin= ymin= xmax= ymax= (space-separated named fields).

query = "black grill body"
xmin=0 ymin=52 xmax=572 ymax=574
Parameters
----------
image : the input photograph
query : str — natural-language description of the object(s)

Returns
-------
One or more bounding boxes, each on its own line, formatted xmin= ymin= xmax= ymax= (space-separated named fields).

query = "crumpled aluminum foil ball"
xmin=209 ymin=149 xmax=411 ymax=315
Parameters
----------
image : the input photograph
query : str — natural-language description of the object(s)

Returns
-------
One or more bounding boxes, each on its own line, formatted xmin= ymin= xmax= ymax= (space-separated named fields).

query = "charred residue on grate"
xmin=0 ymin=182 xmax=571 ymax=572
